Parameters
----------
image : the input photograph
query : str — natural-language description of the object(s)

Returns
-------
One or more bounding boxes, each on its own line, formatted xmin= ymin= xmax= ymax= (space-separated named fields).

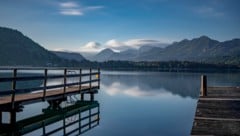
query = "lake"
xmin=1 ymin=71 xmax=240 ymax=136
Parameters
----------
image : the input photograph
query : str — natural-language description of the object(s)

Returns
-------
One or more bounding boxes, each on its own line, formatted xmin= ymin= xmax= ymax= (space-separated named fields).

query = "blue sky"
xmin=0 ymin=0 xmax=240 ymax=52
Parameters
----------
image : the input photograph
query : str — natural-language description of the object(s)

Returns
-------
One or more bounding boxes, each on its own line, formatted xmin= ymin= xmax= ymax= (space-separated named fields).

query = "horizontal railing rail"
xmin=0 ymin=72 xmax=100 ymax=82
xmin=0 ymin=67 xmax=98 ymax=70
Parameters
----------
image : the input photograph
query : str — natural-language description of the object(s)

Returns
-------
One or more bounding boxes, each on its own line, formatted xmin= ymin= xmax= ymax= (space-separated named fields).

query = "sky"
xmin=0 ymin=0 xmax=240 ymax=53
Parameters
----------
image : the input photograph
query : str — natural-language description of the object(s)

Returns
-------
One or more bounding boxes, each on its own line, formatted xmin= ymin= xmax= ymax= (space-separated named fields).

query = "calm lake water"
xmin=1 ymin=71 xmax=240 ymax=136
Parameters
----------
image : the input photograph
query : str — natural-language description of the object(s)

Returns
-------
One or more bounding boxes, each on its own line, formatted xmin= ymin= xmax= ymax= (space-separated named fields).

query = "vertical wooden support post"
xmin=89 ymin=68 xmax=93 ymax=101
xmin=79 ymin=69 xmax=84 ymax=100
xmin=89 ymin=68 xmax=92 ymax=90
xmin=98 ymin=68 xmax=100 ymax=89
xmin=11 ymin=69 xmax=17 ymax=110
xmin=201 ymin=75 xmax=207 ymax=96
xmin=0 ymin=112 xmax=2 ymax=123
xmin=90 ymin=93 xmax=94 ymax=101
xmin=43 ymin=69 xmax=48 ymax=101
xmin=10 ymin=111 xmax=16 ymax=124
xmin=63 ymin=69 xmax=67 ymax=98
xmin=81 ymin=93 xmax=84 ymax=101
xmin=79 ymin=69 xmax=82 ymax=91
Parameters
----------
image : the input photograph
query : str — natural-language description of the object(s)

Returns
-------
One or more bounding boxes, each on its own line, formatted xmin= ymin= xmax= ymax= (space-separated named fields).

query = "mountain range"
xmin=52 ymin=51 xmax=86 ymax=62
xmin=90 ymin=36 xmax=240 ymax=64
xmin=0 ymin=26 xmax=239 ymax=66
xmin=0 ymin=27 xmax=83 ymax=66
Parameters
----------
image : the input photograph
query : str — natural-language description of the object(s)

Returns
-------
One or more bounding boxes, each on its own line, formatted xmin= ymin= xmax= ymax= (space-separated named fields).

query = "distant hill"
xmin=91 ymin=48 xmax=115 ymax=62
xmin=91 ymin=36 xmax=240 ymax=65
xmin=139 ymin=36 xmax=240 ymax=63
xmin=52 ymin=51 xmax=86 ymax=62
xmin=0 ymin=27 xmax=75 ymax=66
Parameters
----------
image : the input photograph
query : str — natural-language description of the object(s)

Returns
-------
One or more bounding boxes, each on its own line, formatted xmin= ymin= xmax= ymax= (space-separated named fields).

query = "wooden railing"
xmin=0 ymin=67 xmax=100 ymax=108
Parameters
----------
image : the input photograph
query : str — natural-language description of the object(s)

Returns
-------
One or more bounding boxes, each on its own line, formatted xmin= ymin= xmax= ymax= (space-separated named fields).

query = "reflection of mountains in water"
xmin=0 ymin=101 xmax=100 ymax=136
xmin=102 ymin=73 xmax=202 ymax=98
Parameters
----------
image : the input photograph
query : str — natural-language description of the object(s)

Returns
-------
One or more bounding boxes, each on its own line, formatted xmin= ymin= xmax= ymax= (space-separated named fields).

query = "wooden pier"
xmin=0 ymin=67 xmax=100 ymax=124
xmin=191 ymin=75 xmax=240 ymax=136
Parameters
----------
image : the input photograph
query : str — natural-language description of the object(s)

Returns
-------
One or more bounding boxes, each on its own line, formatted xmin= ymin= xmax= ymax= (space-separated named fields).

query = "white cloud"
xmin=60 ymin=2 xmax=78 ymax=8
xmin=105 ymin=39 xmax=169 ymax=51
xmin=196 ymin=6 xmax=224 ymax=17
xmin=60 ymin=9 xmax=83 ymax=16
xmin=78 ymin=42 xmax=104 ymax=53
xmin=77 ymin=38 xmax=169 ymax=54
xmin=85 ymin=6 xmax=105 ymax=11
xmin=52 ymin=48 xmax=70 ymax=52
xmin=58 ymin=1 xmax=104 ymax=16
xmin=105 ymin=39 xmax=129 ymax=51
xmin=125 ymin=39 xmax=169 ymax=48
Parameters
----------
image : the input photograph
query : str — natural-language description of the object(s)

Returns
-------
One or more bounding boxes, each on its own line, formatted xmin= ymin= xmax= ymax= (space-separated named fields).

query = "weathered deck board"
xmin=191 ymin=85 xmax=240 ymax=136
xmin=207 ymin=87 xmax=240 ymax=97
xmin=192 ymin=118 xmax=240 ymax=135
xmin=0 ymin=86 xmax=98 ymax=106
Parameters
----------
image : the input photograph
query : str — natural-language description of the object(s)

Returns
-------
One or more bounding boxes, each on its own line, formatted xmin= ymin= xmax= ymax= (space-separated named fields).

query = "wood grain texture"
xmin=191 ymin=87 xmax=240 ymax=136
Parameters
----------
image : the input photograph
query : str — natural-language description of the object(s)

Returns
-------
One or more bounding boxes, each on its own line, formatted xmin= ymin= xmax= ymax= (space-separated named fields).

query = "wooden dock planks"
xmin=191 ymin=76 xmax=240 ymax=136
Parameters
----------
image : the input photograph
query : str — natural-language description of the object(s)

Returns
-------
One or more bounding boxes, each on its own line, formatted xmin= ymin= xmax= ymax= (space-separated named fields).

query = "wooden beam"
xmin=0 ymin=112 xmax=2 ymax=123
xmin=10 ymin=111 xmax=16 ymax=124
xmin=79 ymin=69 xmax=82 ymax=92
xmin=89 ymin=68 xmax=92 ymax=91
xmin=43 ymin=69 xmax=48 ymax=101
xmin=199 ymin=97 xmax=240 ymax=101
xmin=63 ymin=69 xmax=67 ymax=98
xmin=195 ymin=116 xmax=240 ymax=121
xmin=11 ymin=69 xmax=17 ymax=109
xmin=98 ymin=68 xmax=100 ymax=89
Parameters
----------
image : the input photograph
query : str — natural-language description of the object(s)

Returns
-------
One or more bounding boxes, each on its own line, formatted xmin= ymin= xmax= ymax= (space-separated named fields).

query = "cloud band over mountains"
xmin=78 ymin=39 xmax=169 ymax=53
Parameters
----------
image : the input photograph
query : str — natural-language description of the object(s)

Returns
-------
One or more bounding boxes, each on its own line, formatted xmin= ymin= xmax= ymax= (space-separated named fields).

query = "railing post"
xmin=79 ymin=69 xmax=82 ymax=92
xmin=79 ymin=69 xmax=84 ymax=100
xmin=201 ymin=75 xmax=207 ymax=96
xmin=0 ymin=112 xmax=2 ymax=123
xmin=63 ymin=69 xmax=67 ymax=98
xmin=43 ymin=69 xmax=48 ymax=101
xmin=89 ymin=68 xmax=92 ymax=90
xmin=11 ymin=69 xmax=17 ymax=110
xmin=10 ymin=111 xmax=16 ymax=124
xmin=89 ymin=68 xmax=94 ymax=101
xmin=98 ymin=68 xmax=100 ymax=89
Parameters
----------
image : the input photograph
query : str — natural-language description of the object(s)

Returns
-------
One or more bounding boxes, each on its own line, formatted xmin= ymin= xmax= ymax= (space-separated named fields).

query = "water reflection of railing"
xmin=0 ymin=101 xmax=100 ymax=136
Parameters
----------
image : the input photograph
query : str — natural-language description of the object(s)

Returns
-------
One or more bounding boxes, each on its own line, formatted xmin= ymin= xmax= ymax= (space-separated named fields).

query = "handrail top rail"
xmin=0 ymin=72 xmax=100 ymax=83
xmin=0 ymin=67 xmax=100 ymax=70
